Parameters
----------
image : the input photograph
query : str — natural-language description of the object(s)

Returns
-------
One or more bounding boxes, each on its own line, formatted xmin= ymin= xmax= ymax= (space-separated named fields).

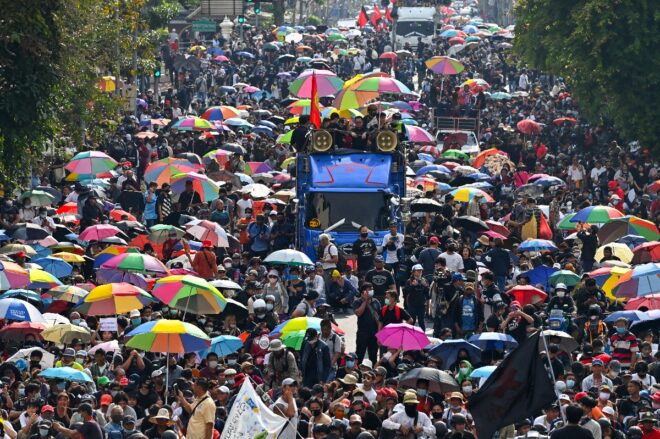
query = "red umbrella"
xmin=486 ymin=220 xmax=510 ymax=238
xmin=448 ymin=37 xmax=465 ymax=45
xmin=109 ymin=209 xmax=137 ymax=222
xmin=379 ymin=51 xmax=398 ymax=60
xmin=516 ymin=119 xmax=542 ymax=135
xmin=56 ymin=202 xmax=78 ymax=215
xmin=624 ymin=294 xmax=660 ymax=311
xmin=632 ymin=241 xmax=660 ymax=264
xmin=553 ymin=117 xmax=577 ymax=126
xmin=506 ymin=285 xmax=547 ymax=306
xmin=480 ymin=230 xmax=507 ymax=241
xmin=0 ymin=321 xmax=46 ymax=340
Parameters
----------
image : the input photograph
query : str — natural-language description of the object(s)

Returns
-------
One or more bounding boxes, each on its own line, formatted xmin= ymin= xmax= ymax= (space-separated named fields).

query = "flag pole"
xmin=539 ymin=329 xmax=567 ymax=424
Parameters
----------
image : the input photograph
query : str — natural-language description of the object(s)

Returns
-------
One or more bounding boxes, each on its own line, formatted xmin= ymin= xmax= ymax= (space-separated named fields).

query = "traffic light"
xmin=154 ymin=66 xmax=161 ymax=78
xmin=237 ymin=14 xmax=245 ymax=23
xmin=254 ymin=1 xmax=261 ymax=14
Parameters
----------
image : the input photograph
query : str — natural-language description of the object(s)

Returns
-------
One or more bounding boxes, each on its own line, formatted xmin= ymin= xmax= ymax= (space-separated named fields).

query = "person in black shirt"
xmin=350 ymin=117 xmax=368 ymax=151
xmin=352 ymin=226 xmax=377 ymax=276
xmin=177 ymin=180 xmax=202 ymax=212
xmin=291 ymin=116 xmax=311 ymax=152
xmin=365 ymin=256 xmax=396 ymax=304
xmin=502 ymin=301 xmax=536 ymax=344
xmin=550 ymin=404 xmax=593 ymax=439
xmin=378 ymin=290 xmax=412 ymax=328
xmin=353 ymin=283 xmax=381 ymax=364
xmin=53 ymin=403 xmax=104 ymax=439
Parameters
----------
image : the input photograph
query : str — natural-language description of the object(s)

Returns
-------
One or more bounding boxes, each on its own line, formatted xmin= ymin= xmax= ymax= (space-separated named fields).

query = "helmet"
xmin=555 ymin=283 xmax=567 ymax=291
xmin=265 ymin=295 xmax=276 ymax=303
xmin=253 ymin=299 xmax=266 ymax=312
xmin=588 ymin=304 xmax=601 ymax=316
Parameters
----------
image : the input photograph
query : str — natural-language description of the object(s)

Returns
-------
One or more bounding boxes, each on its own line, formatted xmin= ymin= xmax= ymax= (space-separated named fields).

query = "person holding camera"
xmin=380 ymin=222 xmax=404 ymax=275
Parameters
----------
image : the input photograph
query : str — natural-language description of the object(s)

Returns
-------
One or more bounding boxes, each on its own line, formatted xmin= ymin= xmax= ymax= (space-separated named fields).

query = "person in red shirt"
xmin=607 ymin=180 xmax=625 ymax=211
xmin=638 ymin=412 xmax=660 ymax=439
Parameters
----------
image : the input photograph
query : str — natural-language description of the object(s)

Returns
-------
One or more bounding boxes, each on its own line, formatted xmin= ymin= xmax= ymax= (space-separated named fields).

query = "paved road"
xmin=335 ymin=310 xmax=358 ymax=352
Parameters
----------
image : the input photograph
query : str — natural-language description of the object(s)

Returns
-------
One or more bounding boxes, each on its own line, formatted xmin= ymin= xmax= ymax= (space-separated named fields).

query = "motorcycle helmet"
xmin=253 ymin=299 xmax=266 ymax=314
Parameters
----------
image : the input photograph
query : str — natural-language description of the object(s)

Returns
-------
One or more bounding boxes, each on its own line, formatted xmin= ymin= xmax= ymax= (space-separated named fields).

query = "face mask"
xmin=599 ymin=392 xmax=610 ymax=401
xmin=76 ymin=357 xmax=85 ymax=364
xmin=18 ymin=388 xmax=25 ymax=397
xmin=205 ymin=327 xmax=213 ymax=333
xmin=432 ymin=412 xmax=442 ymax=420
xmin=616 ymin=327 xmax=626 ymax=334
xmin=462 ymin=386 xmax=473 ymax=395
xmin=459 ymin=367 xmax=469 ymax=375
xmin=110 ymin=390 xmax=118 ymax=397
xmin=72 ymin=319 xmax=81 ymax=325
xmin=131 ymin=318 xmax=141 ymax=325
xmin=290 ymin=275 xmax=299 ymax=281
xmin=39 ymin=429 xmax=49 ymax=437
xmin=311 ymin=409 xmax=321 ymax=417
xmin=124 ymin=429 xmax=135 ymax=436
xmin=450 ymin=404 xmax=461 ymax=410
xmin=346 ymin=361 xmax=355 ymax=368
xmin=556 ymin=291 xmax=565 ymax=298
xmin=57 ymin=383 xmax=66 ymax=391
xmin=111 ymin=415 xmax=122 ymax=423
xmin=226 ymin=379 xmax=235 ymax=386
xmin=417 ymin=389 xmax=427 ymax=397
xmin=404 ymin=405 xmax=417 ymax=417
xmin=40 ymin=213 xmax=47 ymax=218
xmin=266 ymin=304 xmax=274 ymax=311
xmin=199 ymin=318 xmax=207 ymax=325
xmin=360 ymin=233 xmax=368 ymax=238
xmin=228 ymin=359 xmax=237 ymax=365
xmin=384 ymin=298 xmax=391 ymax=306
xmin=224 ymin=263 xmax=232 ymax=269
xmin=566 ymin=379 xmax=575 ymax=388
xmin=368 ymin=290 xmax=374 ymax=297
xmin=257 ymin=313 xmax=266 ymax=319
xmin=208 ymin=361 xmax=218 ymax=368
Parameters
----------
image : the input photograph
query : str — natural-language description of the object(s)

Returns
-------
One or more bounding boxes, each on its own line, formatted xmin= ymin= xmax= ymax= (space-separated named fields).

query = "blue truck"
xmin=295 ymin=151 xmax=406 ymax=260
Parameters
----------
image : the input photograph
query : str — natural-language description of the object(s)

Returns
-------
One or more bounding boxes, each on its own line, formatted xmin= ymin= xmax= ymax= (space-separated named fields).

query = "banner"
xmin=220 ymin=379 xmax=287 ymax=439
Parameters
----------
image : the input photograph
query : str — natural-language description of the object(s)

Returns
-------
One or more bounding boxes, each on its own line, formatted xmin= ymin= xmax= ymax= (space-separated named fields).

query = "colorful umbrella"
xmin=100 ymin=248 xmax=168 ymax=275
xmin=271 ymin=316 xmax=344 ymax=337
xmin=170 ymin=172 xmax=219 ymax=202
xmin=153 ymin=275 xmax=227 ymax=315
xmin=556 ymin=213 xmax=579 ymax=230
xmin=0 ymin=298 xmax=45 ymax=323
xmin=51 ymin=252 xmax=86 ymax=264
xmin=78 ymin=224 xmax=125 ymax=242
xmin=281 ymin=329 xmax=307 ymax=350
xmin=376 ymin=323 xmax=430 ymax=351
xmin=588 ymin=266 xmax=630 ymax=300
xmin=42 ymin=313 xmax=70 ymax=328
xmin=548 ymin=270 xmax=581 ymax=287
xmin=506 ymin=285 xmax=547 ymax=305
xmin=424 ymin=56 xmax=464 ymax=75
xmin=144 ymin=158 xmax=203 ymax=186
xmin=404 ymin=125 xmax=435 ymax=144
xmin=570 ymin=206 xmax=625 ymax=224
xmin=351 ymin=76 xmax=412 ymax=96
xmin=93 ymin=245 xmax=129 ymax=268
xmin=126 ymin=319 xmax=210 ymax=353
xmin=0 ymin=261 xmax=30 ymax=290
xmin=595 ymin=243 xmax=634 ymax=263
xmin=200 ymin=106 xmax=241 ymax=121
xmin=516 ymin=119 xmax=541 ymax=135
xmin=0 ymin=321 xmax=45 ymax=340
xmin=632 ymin=242 xmax=660 ymax=264
xmin=624 ymin=295 xmax=660 ymax=311
xmin=148 ymin=225 xmax=185 ymax=244
xmin=96 ymin=269 xmax=149 ymax=290
xmin=613 ymin=263 xmax=660 ymax=298
xmin=199 ymin=335 xmax=244 ymax=357
xmin=518 ymin=239 xmax=558 ymax=252
xmin=449 ymin=187 xmax=494 ymax=203
xmin=598 ymin=216 xmax=660 ymax=244
xmin=65 ymin=151 xmax=118 ymax=178
xmin=289 ymin=69 xmax=345 ymax=98
xmin=172 ymin=117 xmax=215 ymax=131
xmin=184 ymin=219 xmax=229 ymax=247
xmin=27 ymin=269 xmax=63 ymax=289
xmin=47 ymin=285 xmax=88 ymax=303
xmin=76 ymin=283 xmax=154 ymax=316
xmin=486 ymin=220 xmax=510 ymax=238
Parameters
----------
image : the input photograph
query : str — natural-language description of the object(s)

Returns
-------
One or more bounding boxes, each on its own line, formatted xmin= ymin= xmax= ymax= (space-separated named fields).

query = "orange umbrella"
xmin=472 ymin=148 xmax=502 ymax=169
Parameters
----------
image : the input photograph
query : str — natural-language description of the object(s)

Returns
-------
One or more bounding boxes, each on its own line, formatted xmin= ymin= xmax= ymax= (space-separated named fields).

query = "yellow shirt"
xmin=54 ymin=361 xmax=84 ymax=371
xmin=186 ymin=392 xmax=215 ymax=439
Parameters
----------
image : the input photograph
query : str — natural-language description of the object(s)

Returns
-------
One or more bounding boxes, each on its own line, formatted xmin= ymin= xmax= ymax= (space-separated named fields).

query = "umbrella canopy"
xmin=470 ymin=365 xmax=497 ymax=379
xmin=468 ymin=333 xmax=518 ymax=351
xmin=632 ymin=242 xmax=660 ymax=264
xmin=0 ymin=298 xmax=44 ymax=323
xmin=171 ymin=172 xmax=219 ymax=202
xmin=516 ymin=119 xmax=541 ymax=135
xmin=0 ymin=321 xmax=46 ymax=340
xmin=398 ymin=367 xmax=459 ymax=394
xmin=0 ymin=261 xmax=29 ymax=290
xmin=65 ymin=151 xmax=118 ymax=178
xmin=148 ymin=225 xmax=185 ymax=244
xmin=39 ymin=367 xmax=92 ymax=382
xmin=200 ymin=105 xmax=242 ymax=121
xmin=613 ymin=263 xmax=660 ymax=298
xmin=624 ymin=294 xmax=660 ymax=311
xmin=454 ymin=216 xmax=489 ymax=232
xmin=76 ymin=283 xmax=154 ymax=316
xmin=595 ymin=243 xmax=634 ymax=263
xmin=27 ymin=268 xmax=63 ymax=289
xmin=263 ymin=249 xmax=313 ymax=267
xmin=126 ymin=319 xmax=211 ymax=353
xmin=570 ymin=206 xmax=625 ymax=224
xmin=506 ymin=285 xmax=547 ymax=306
xmin=539 ymin=330 xmax=579 ymax=353
xmin=144 ymin=158 xmax=203 ymax=186
xmin=48 ymin=285 xmax=88 ymax=303
xmin=152 ymin=275 xmax=227 ymax=315
xmin=281 ymin=329 xmax=307 ymax=350
xmin=428 ymin=339 xmax=482 ymax=367
xmin=9 ymin=223 xmax=51 ymax=242
xmin=486 ymin=220 xmax=510 ymax=238
xmin=289 ymin=69 xmax=344 ymax=98
xmin=88 ymin=340 xmax=121 ymax=355
xmin=31 ymin=257 xmax=72 ymax=278
xmin=42 ymin=322 xmax=92 ymax=344
xmin=42 ymin=313 xmax=70 ymax=328
xmin=425 ymin=56 xmax=464 ymax=75
xmin=7 ymin=347 xmax=55 ymax=369
xmin=271 ymin=316 xmax=344 ymax=337
xmin=588 ymin=266 xmax=630 ymax=300
xmin=100 ymin=249 xmax=168 ymax=275
xmin=404 ymin=125 xmax=435 ymax=144
xmin=375 ymin=323 xmax=430 ymax=351
xmin=449 ymin=187 xmax=493 ymax=203
xmin=172 ymin=117 xmax=215 ymax=131
xmin=410 ymin=198 xmax=444 ymax=213
xmin=184 ymin=219 xmax=229 ymax=247
xmin=548 ymin=270 xmax=581 ymax=287
xmin=51 ymin=252 xmax=86 ymax=263
xmin=519 ymin=239 xmax=558 ymax=252
xmin=78 ymin=224 xmax=125 ymax=241
xmin=96 ymin=269 xmax=148 ymax=290
xmin=629 ymin=310 xmax=660 ymax=333
xmin=598 ymin=216 xmax=660 ymax=244
xmin=19 ymin=190 xmax=55 ymax=207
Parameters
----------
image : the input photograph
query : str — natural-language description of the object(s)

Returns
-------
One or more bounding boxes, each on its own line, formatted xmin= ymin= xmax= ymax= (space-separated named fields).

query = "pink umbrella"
xmin=417 ymin=145 xmax=442 ymax=158
xmin=528 ymin=173 xmax=550 ymax=182
xmin=247 ymin=162 xmax=273 ymax=174
xmin=79 ymin=224 xmax=125 ymax=241
xmin=213 ymin=55 xmax=229 ymax=62
xmin=405 ymin=125 xmax=435 ymax=144
xmin=376 ymin=323 xmax=430 ymax=350
xmin=243 ymin=86 xmax=261 ymax=93
xmin=480 ymin=230 xmax=508 ymax=240
xmin=517 ymin=119 xmax=542 ymax=135
xmin=184 ymin=219 xmax=229 ymax=247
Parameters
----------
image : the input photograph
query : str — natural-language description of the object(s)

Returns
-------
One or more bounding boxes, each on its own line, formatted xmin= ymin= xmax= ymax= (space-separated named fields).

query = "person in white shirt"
xmin=380 ymin=222 xmax=404 ymax=267
xmin=271 ymin=378 xmax=299 ymax=439
xmin=235 ymin=192 xmax=253 ymax=218
xmin=518 ymin=70 xmax=530 ymax=91
xmin=590 ymin=160 xmax=607 ymax=185
xmin=318 ymin=234 xmax=338 ymax=271
xmin=439 ymin=243 xmax=464 ymax=273
xmin=382 ymin=391 xmax=435 ymax=437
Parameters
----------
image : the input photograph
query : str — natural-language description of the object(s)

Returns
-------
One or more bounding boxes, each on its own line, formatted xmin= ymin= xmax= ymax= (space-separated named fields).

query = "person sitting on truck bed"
xmin=350 ymin=117 xmax=369 ymax=151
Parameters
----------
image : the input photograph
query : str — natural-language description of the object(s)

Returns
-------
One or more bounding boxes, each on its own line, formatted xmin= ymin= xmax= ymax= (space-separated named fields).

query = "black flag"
xmin=467 ymin=331 xmax=556 ymax=439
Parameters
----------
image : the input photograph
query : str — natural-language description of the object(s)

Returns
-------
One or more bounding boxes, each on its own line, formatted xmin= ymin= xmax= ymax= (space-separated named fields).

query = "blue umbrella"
xmin=32 ymin=257 xmax=73 ymax=278
xmin=39 ymin=366 xmax=93 ymax=382
xmin=464 ymin=181 xmax=493 ymax=189
xmin=428 ymin=339 xmax=482 ymax=368
xmin=234 ymin=173 xmax=254 ymax=185
xmin=252 ymin=126 xmax=274 ymax=137
xmin=224 ymin=118 xmax=253 ymax=128
xmin=0 ymin=298 xmax=45 ymax=323
xmin=0 ymin=230 xmax=10 ymax=242
xmin=237 ymin=51 xmax=255 ymax=59
xmin=533 ymin=176 xmax=566 ymax=188
xmin=617 ymin=234 xmax=648 ymax=249
xmin=257 ymin=120 xmax=277 ymax=129
xmin=30 ymin=244 xmax=52 ymax=259
xmin=199 ymin=335 xmax=244 ymax=357
xmin=416 ymin=165 xmax=451 ymax=176
xmin=462 ymin=25 xmax=478 ymax=34
xmin=518 ymin=239 xmax=558 ymax=252
xmin=468 ymin=333 xmax=518 ymax=351
xmin=604 ymin=310 xmax=646 ymax=324
xmin=470 ymin=365 xmax=497 ymax=379
xmin=417 ymin=153 xmax=435 ymax=162
xmin=467 ymin=172 xmax=492 ymax=181
xmin=523 ymin=265 xmax=558 ymax=291
xmin=219 ymin=86 xmax=236 ymax=94
xmin=0 ymin=289 xmax=41 ymax=302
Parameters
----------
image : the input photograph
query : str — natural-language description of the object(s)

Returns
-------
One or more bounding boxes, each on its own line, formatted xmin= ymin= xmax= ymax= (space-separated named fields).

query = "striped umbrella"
xmin=289 ymin=69 xmax=344 ymax=98
xmin=76 ymin=283 xmax=154 ymax=316
xmin=424 ymin=56 xmax=464 ymax=75
xmin=0 ymin=298 xmax=45 ymax=323
xmin=518 ymin=239 xmax=558 ymax=252
xmin=570 ymin=206 xmax=625 ymax=224
xmin=0 ymin=261 xmax=30 ymax=290
xmin=588 ymin=266 xmax=630 ymax=300
xmin=93 ymin=245 xmax=129 ymax=268
xmin=200 ymin=106 xmax=241 ymax=121
xmin=613 ymin=263 xmax=660 ymax=298
xmin=27 ymin=269 xmax=63 ymax=289
xmin=100 ymin=248 xmax=169 ymax=275
xmin=47 ymin=285 xmax=88 ymax=303
xmin=184 ymin=219 xmax=229 ymax=248
xmin=65 ymin=151 xmax=118 ymax=177
xmin=144 ymin=158 xmax=203 ymax=186
xmin=153 ymin=275 xmax=227 ymax=315
xmin=172 ymin=117 xmax=215 ymax=131
xmin=598 ymin=216 xmax=660 ymax=244
xmin=170 ymin=172 xmax=219 ymax=202
xmin=449 ymin=187 xmax=494 ymax=203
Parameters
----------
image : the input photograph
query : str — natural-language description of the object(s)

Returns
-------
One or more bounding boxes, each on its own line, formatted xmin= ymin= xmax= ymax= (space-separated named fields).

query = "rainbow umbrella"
xmin=200 ymin=105 xmax=241 ymax=121
xmin=144 ymin=158 xmax=203 ymax=186
xmin=281 ymin=330 xmax=307 ymax=350
xmin=598 ymin=216 xmax=660 ymax=244
xmin=632 ymin=242 xmax=660 ymax=264
xmin=78 ymin=224 xmax=125 ymax=242
xmin=570 ymin=206 xmax=624 ymax=224
xmin=93 ymin=245 xmax=129 ymax=268
xmin=424 ymin=56 xmax=464 ymax=75
xmin=100 ymin=248 xmax=168 ymax=275
xmin=289 ymin=69 xmax=345 ymax=98
xmin=65 ymin=151 xmax=118 ymax=179
xmin=556 ymin=213 xmax=579 ymax=230
xmin=76 ymin=283 xmax=154 ymax=315
xmin=27 ymin=269 xmax=63 ymax=289
xmin=170 ymin=172 xmax=219 ymax=202
xmin=271 ymin=316 xmax=345 ymax=337
xmin=404 ymin=125 xmax=435 ymax=144
xmin=613 ymin=263 xmax=660 ymax=298
xmin=172 ymin=117 xmax=215 ymax=131
xmin=518 ymin=239 xmax=558 ymax=252
xmin=351 ymin=76 xmax=412 ymax=95
xmin=595 ymin=243 xmax=634 ymax=263
xmin=287 ymin=99 xmax=325 ymax=115
xmin=47 ymin=285 xmax=88 ymax=303
xmin=153 ymin=275 xmax=227 ymax=315
xmin=449 ymin=187 xmax=494 ymax=203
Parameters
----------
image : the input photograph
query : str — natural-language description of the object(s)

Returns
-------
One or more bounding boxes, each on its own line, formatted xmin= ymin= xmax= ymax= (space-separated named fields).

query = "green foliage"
xmin=272 ymin=0 xmax=285 ymax=25
xmin=147 ymin=0 xmax=181 ymax=29
xmin=307 ymin=15 xmax=322 ymax=26
xmin=514 ymin=0 xmax=660 ymax=154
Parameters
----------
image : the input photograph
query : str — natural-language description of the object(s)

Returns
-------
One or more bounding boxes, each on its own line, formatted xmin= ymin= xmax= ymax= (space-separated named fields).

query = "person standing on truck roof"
xmin=292 ymin=115 xmax=311 ymax=152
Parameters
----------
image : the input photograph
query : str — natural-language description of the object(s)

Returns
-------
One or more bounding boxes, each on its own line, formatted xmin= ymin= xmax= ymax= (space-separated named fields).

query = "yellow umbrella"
xmin=51 ymin=252 xmax=86 ymax=263
xmin=280 ymin=157 xmax=296 ymax=169
xmin=595 ymin=243 xmax=634 ymax=264
xmin=42 ymin=324 xmax=92 ymax=344
xmin=601 ymin=266 xmax=629 ymax=301
xmin=284 ymin=116 xmax=300 ymax=125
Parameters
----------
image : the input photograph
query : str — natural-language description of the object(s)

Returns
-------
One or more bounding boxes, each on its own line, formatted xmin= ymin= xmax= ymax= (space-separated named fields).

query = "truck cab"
xmin=394 ymin=7 xmax=437 ymax=50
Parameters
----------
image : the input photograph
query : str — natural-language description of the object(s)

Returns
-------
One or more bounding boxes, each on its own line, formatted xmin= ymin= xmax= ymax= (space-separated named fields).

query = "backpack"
xmin=334 ymin=245 xmax=348 ymax=272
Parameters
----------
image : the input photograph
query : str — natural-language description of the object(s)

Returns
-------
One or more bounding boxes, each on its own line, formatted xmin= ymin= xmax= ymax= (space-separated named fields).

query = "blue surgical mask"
xmin=418 ymin=389 xmax=427 ymax=397
xmin=266 ymin=304 xmax=274 ymax=311
xmin=72 ymin=319 xmax=81 ymax=325
xmin=616 ymin=327 xmax=626 ymax=334
xmin=131 ymin=318 xmax=141 ymax=325
xmin=368 ymin=290 xmax=374 ymax=297
xmin=384 ymin=298 xmax=391 ymax=306
xmin=566 ymin=379 xmax=575 ymax=388
xmin=346 ymin=361 xmax=355 ymax=368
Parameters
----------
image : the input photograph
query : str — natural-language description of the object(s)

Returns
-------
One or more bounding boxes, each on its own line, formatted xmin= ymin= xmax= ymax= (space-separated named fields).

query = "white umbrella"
xmin=264 ymin=249 xmax=314 ymax=267
xmin=539 ymin=330 xmax=579 ymax=354
xmin=7 ymin=347 xmax=55 ymax=369
xmin=242 ymin=183 xmax=271 ymax=199
xmin=42 ymin=313 xmax=70 ymax=328
xmin=88 ymin=340 xmax=121 ymax=355
xmin=210 ymin=279 xmax=243 ymax=290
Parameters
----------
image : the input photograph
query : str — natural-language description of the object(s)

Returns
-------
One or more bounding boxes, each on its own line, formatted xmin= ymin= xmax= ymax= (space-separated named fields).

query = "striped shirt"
xmin=610 ymin=331 xmax=639 ymax=366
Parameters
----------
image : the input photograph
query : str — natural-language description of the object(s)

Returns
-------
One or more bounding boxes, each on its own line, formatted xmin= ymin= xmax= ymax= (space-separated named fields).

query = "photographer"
xmin=380 ymin=222 xmax=404 ymax=276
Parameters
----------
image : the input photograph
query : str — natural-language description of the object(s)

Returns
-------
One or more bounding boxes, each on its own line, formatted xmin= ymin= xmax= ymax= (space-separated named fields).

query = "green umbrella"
xmin=556 ymin=213 xmax=577 ymax=230
xmin=276 ymin=130 xmax=293 ymax=144
xmin=327 ymin=33 xmax=347 ymax=43
xmin=548 ymin=270 xmax=581 ymax=287
xmin=281 ymin=329 xmax=307 ymax=350
xmin=148 ymin=224 xmax=186 ymax=244
xmin=20 ymin=190 xmax=55 ymax=207
xmin=441 ymin=149 xmax=469 ymax=160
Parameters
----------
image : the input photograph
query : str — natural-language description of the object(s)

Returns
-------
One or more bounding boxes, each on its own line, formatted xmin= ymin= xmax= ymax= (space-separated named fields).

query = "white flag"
xmin=220 ymin=379 xmax=287 ymax=439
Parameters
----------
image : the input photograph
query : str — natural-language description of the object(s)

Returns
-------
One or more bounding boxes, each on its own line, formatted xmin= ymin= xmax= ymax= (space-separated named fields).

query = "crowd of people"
xmin=0 ymin=1 xmax=659 ymax=439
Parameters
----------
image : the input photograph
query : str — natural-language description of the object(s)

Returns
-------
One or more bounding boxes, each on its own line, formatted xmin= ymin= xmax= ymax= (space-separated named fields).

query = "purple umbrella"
xmin=376 ymin=323 xmax=430 ymax=351
xmin=95 ymin=268 xmax=149 ymax=290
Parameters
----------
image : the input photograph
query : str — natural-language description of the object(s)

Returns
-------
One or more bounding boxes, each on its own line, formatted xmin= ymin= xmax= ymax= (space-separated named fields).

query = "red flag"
xmin=385 ymin=6 xmax=393 ymax=22
xmin=371 ymin=5 xmax=382 ymax=27
xmin=357 ymin=6 xmax=369 ymax=28
xmin=310 ymin=73 xmax=321 ymax=129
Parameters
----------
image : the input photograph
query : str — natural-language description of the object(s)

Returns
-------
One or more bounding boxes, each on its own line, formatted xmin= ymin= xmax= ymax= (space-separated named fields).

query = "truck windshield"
xmin=305 ymin=192 xmax=390 ymax=232
xmin=396 ymin=21 xmax=435 ymax=37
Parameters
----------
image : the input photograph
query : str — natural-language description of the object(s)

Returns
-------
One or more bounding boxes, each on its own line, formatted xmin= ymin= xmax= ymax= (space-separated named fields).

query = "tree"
xmin=515 ymin=0 xmax=660 ymax=154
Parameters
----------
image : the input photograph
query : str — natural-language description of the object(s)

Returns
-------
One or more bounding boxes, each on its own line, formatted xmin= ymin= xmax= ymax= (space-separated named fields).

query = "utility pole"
xmin=114 ymin=5 xmax=121 ymax=97
xmin=132 ymin=14 xmax=139 ymax=117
